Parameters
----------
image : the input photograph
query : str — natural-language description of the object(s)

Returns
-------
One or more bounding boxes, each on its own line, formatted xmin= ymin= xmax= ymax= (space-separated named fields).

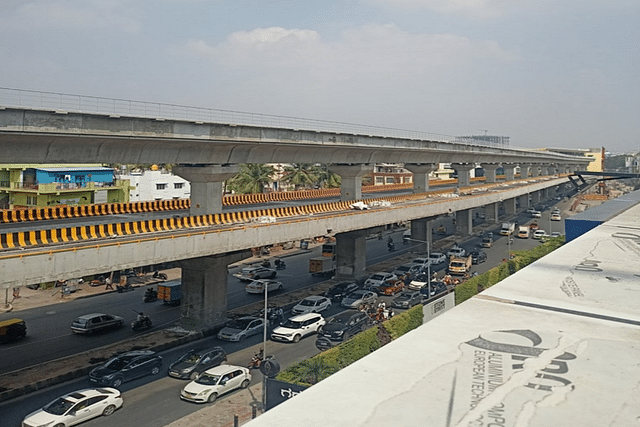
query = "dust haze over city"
xmin=1 ymin=0 xmax=637 ymax=152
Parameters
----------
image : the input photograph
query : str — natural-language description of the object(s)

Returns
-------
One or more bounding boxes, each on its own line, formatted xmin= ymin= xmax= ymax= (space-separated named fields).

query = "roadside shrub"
xmin=384 ymin=304 xmax=423 ymax=339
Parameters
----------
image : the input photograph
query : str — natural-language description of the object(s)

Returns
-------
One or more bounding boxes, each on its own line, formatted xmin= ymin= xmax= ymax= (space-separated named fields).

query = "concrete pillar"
xmin=484 ymin=202 xmax=500 ymax=223
xmin=334 ymin=229 xmax=368 ymax=281
xmin=455 ymin=209 xmax=473 ymax=236
xmin=504 ymin=197 xmax=517 ymax=216
xmin=331 ymin=164 xmax=371 ymax=201
xmin=481 ymin=164 xmax=500 ymax=183
xmin=409 ymin=218 xmax=432 ymax=254
xmin=503 ymin=164 xmax=516 ymax=181
xmin=404 ymin=163 xmax=437 ymax=193
xmin=173 ymin=164 xmax=240 ymax=215
xmin=520 ymin=163 xmax=532 ymax=178
xmin=519 ymin=194 xmax=529 ymax=210
xmin=452 ymin=163 xmax=475 ymax=187
xmin=178 ymin=250 xmax=252 ymax=331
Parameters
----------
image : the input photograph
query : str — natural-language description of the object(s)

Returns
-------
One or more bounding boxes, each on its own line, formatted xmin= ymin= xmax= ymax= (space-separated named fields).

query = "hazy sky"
xmin=1 ymin=0 xmax=638 ymax=153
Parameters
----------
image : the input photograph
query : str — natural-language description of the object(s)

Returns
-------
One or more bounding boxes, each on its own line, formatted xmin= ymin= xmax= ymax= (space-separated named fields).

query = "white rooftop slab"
xmin=247 ymin=197 xmax=640 ymax=427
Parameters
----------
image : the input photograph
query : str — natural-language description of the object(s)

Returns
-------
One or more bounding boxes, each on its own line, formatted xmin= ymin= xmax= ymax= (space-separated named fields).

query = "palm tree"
xmin=314 ymin=164 xmax=341 ymax=188
xmin=296 ymin=357 xmax=336 ymax=385
xmin=226 ymin=164 xmax=275 ymax=194
xmin=281 ymin=163 xmax=319 ymax=190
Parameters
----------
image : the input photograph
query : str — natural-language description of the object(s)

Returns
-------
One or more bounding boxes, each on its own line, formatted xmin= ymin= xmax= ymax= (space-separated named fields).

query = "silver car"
xmin=341 ymin=290 xmax=377 ymax=309
xmin=71 ymin=313 xmax=124 ymax=335
xmin=217 ymin=317 xmax=264 ymax=342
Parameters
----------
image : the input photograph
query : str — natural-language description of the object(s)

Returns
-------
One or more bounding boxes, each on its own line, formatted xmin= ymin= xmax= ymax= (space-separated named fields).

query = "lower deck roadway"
xmin=0 ymin=176 xmax=568 ymax=289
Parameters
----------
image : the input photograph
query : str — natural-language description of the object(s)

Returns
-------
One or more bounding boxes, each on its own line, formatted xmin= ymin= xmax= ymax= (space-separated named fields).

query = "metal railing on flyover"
xmin=0 ymin=87 xmax=505 ymax=147
xmin=0 ymin=175 xmax=559 ymax=251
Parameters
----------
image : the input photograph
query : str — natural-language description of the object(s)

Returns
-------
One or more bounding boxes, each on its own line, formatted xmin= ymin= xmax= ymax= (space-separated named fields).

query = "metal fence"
xmin=0 ymin=87 xmax=496 ymax=146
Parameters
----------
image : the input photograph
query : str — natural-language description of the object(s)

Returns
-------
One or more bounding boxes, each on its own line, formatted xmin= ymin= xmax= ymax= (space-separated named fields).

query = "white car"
xmin=531 ymin=211 xmax=542 ymax=218
xmin=244 ymin=279 xmax=283 ymax=294
xmin=180 ymin=365 xmax=251 ymax=403
xmin=409 ymin=258 xmax=430 ymax=268
xmin=393 ymin=263 xmax=422 ymax=278
xmin=341 ymin=290 xmax=378 ymax=309
xmin=271 ymin=313 xmax=326 ymax=343
xmin=533 ymin=229 xmax=546 ymax=239
xmin=551 ymin=213 xmax=562 ymax=221
xmin=446 ymin=247 xmax=466 ymax=258
xmin=364 ymin=272 xmax=397 ymax=290
xmin=428 ymin=252 xmax=447 ymax=264
xmin=22 ymin=387 xmax=123 ymax=427
xmin=233 ymin=266 xmax=276 ymax=281
xmin=292 ymin=295 xmax=332 ymax=314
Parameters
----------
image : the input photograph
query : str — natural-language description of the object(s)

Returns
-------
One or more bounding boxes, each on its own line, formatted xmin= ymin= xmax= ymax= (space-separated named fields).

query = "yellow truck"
xmin=448 ymin=255 xmax=472 ymax=276
xmin=0 ymin=318 xmax=27 ymax=343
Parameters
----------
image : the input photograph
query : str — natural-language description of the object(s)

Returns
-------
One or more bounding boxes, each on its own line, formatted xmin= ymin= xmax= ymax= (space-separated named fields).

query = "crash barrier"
xmin=0 ymin=175 xmax=561 ymax=251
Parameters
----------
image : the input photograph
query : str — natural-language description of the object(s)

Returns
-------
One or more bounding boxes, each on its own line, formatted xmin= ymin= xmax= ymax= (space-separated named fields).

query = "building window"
xmin=156 ymin=183 xmax=167 ymax=190
xmin=375 ymin=177 xmax=384 ymax=185
xmin=26 ymin=195 xmax=37 ymax=205
xmin=174 ymin=183 xmax=184 ymax=189
xmin=385 ymin=177 xmax=395 ymax=184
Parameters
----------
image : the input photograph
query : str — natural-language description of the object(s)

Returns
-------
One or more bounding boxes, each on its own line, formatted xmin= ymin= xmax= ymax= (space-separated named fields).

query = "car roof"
xmin=330 ymin=310 xmax=361 ymax=321
xmin=302 ymin=295 xmax=326 ymax=302
xmin=77 ymin=313 xmax=108 ymax=320
xmin=202 ymin=364 xmax=245 ymax=376
xmin=117 ymin=350 xmax=156 ymax=357
xmin=62 ymin=388 xmax=112 ymax=402
xmin=289 ymin=312 xmax=324 ymax=322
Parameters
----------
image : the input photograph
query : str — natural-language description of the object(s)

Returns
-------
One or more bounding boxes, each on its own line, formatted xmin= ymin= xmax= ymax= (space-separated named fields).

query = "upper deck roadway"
xmin=0 ymin=88 xmax=587 ymax=166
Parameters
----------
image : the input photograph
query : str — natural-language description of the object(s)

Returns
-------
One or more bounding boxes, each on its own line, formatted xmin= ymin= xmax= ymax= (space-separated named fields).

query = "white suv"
xmin=446 ymin=247 xmax=466 ymax=258
xmin=271 ymin=313 xmax=326 ymax=343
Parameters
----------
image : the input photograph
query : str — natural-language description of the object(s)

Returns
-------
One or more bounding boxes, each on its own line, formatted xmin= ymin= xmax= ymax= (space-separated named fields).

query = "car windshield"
xmin=326 ymin=315 xmax=350 ymax=326
xmin=280 ymin=319 xmax=303 ymax=329
xmin=227 ymin=319 xmax=252 ymax=329
xmin=43 ymin=397 xmax=75 ymax=415
xmin=397 ymin=294 xmax=411 ymax=300
xmin=300 ymin=299 xmax=316 ymax=307
xmin=396 ymin=266 xmax=409 ymax=272
xmin=195 ymin=372 xmax=221 ymax=385
xmin=178 ymin=351 xmax=202 ymax=365
xmin=369 ymin=275 xmax=384 ymax=281
xmin=104 ymin=356 xmax=134 ymax=371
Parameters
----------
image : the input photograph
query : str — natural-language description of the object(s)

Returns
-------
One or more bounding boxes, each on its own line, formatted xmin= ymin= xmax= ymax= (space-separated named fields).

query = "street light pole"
xmin=262 ymin=284 xmax=268 ymax=410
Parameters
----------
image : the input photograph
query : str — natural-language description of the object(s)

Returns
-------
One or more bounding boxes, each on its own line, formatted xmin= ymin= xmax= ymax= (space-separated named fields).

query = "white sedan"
xmin=428 ymin=252 xmax=447 ymax=264
xmin=245 ymin=279 xmax=283 ymax=294
xmin=180 ymin=365 xmax=252 ymax=403
xmin=533 ymin=229 xmax=546 ymax=239
xmin=292 ymin=296 xmax=332 ymax=314
xmin=22 ymin=388 xmax=123 ymax=427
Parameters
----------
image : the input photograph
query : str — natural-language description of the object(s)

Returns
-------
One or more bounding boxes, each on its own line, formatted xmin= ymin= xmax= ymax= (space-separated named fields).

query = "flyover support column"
xmin=409 ymin=218 xmax=432 ymax=254
xmin=520 ymin=164 xmax=532 ymax=179
xmin=452 ymin=163 xmax=475 ymax=188
xmin=335 ymin=229 xmax=368 ymax=282
xmin=331 ymin=164 xmax=371 ymax=201
xmin=519 ymin=194 xmax=530 ymax=210
xmin=404 ymin=164 xmax=437 ymax=193
xmin=173 ymin=164 xmax=240 ymax=215
xmin=178 ymin=250 xmax=253 ymax=331
xmin=455 ymin=209 xmax=473 ymax=236
xmin=481 ymin=164 xmax=500 ymax=183
xmin=503 ymin=164 xmax=516 ymax=181
xmin=485 ymin=202 xmax=500 ymax=223
xmin=504 ymin=198 xmax=517 ymax=216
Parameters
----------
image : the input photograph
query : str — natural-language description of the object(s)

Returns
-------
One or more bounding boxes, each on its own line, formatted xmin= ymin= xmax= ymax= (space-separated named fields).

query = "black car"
xmin=324 ymin=282 xmax=359 ymax=302
xmin=315 ymin=310 xmax=372 ymax=350
xmin=168 ymin=346 xmax=227 ymax=380
xmin=89 ymin=350 xmax=163 ymax=387
xmin=392 ymin=291 xmax=423 ymax=309
xmin=470 ymin=251 xmax=487 ymax=264
xmin=419 ymin=281 xmax=448 ymax=300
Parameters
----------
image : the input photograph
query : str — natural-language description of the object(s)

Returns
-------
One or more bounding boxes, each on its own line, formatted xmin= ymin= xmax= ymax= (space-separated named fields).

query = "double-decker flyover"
xmin=0 ymin=90 xmax=590 ymax=329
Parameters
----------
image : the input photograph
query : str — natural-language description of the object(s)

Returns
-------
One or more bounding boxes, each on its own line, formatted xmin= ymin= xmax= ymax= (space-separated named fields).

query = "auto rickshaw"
xmin=0 ymin=318 xmax=27 ymax=343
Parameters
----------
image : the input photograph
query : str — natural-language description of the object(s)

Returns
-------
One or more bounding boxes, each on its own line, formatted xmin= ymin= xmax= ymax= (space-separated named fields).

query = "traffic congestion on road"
xmin=0 ymin=191 xmax=572 ymax=427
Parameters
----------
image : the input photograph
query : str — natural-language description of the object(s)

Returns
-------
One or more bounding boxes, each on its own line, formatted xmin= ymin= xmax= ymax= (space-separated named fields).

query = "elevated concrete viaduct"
xmin=0 ymin=103 xmax=590 ymax=330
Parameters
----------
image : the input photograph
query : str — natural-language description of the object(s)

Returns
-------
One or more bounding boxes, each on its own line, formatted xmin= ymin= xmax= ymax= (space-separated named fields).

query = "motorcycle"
xmin=131 ymin=311 xmax=153 ymax=331
xmin=247 ymin=351 xmax=274 ymax=370
xmin=274 ymin=259 xmax=286 ymax=270
xmin=143 ymin=288 xmax=157 ymax=302
xmin=387 ymin=241 xmax=395 ymax=252
xmin=116 ymin=283 xmax=134 ymax=293
xmin=152 ymin=270 xmax=168 ymax=280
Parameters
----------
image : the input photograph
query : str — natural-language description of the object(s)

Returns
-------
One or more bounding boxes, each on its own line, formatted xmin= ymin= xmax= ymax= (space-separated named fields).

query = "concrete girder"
xmin=404 ymin=163 xmax=437 ymax=193
xmin=173 ymin=164 xmax=240 ymax=215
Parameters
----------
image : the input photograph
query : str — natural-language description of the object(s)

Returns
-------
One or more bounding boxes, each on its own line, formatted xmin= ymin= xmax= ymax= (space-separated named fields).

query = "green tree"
xmin=227 ymin=164 xmax=275 ymax=194
xmin=296 ymin=357 xmax=337 ymax=385
xmin=281 ymin=163 xmax=318 ymax=190
xmin=314 ymin=164 xmax=341 ymax=188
